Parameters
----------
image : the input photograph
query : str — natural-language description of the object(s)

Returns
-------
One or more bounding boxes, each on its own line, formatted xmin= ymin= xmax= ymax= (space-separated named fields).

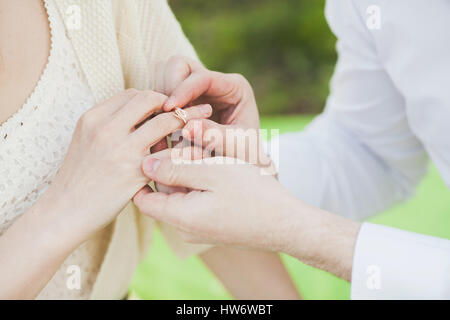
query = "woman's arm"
xmin=0 ymin=193 xmax=85 ymax=299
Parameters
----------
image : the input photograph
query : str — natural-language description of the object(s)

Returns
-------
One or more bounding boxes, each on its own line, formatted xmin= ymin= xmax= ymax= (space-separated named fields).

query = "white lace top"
xmin=0 ymin=0 xmax=110 ymax=299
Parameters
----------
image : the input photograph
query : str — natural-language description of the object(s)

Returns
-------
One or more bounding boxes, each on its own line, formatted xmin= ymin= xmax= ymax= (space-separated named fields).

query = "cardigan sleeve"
xmin=134 ymin=0 xmax=200 ymax=93
xmin=131 ymin=0 xmax=211 ymax=259
xmin=136 ymin=0 xmax=199 ymax=61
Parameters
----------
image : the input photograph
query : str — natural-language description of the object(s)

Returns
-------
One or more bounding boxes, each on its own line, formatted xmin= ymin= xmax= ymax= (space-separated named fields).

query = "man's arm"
xmin=280 ymin=201 xmax=450 ymax=299
xmin=273 ymin=0 xmax=428 ymax=221
xmin=272 ymin=0 xmax=449 ymax=299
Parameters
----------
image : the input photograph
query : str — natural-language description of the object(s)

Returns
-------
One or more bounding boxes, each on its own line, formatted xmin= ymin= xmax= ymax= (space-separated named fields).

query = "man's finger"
xmin=133 ymin=190 xmax=185 ymax=226
xmin=141 ymin=157 xmax=219 ymax=191
xmin=164 ymin=71 xmax=244 ymax=112
xmin=164 ymin=72 xmax=212 ymax=111
xmin=152 ymin=146 xmax=205 ymax=194
xmin=164 ymin=56 xmax=193 ymax=96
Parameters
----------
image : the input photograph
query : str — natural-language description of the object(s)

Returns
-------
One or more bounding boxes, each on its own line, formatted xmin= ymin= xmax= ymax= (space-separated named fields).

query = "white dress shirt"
xmin=274 ymin=0 xmax=450 ymax=299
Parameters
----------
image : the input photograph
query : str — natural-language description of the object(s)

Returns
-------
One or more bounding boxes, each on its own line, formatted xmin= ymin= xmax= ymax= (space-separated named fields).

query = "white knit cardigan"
xmin=53 ymin=0 xmax=199 ymax=299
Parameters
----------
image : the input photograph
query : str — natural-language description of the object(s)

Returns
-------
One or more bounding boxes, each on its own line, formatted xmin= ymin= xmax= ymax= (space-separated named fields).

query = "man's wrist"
xmin=277 ymin=198 xmax=361 ymax=281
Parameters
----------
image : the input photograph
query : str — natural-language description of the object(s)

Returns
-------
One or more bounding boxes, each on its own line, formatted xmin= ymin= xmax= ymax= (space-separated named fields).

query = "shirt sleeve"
xmin=268 ymin=0 xmax=449 ymax=299
xmin=270 ymin=0 xmax=428 ymax=221
xmin=351 ymin=223 xmax=450 ymax=299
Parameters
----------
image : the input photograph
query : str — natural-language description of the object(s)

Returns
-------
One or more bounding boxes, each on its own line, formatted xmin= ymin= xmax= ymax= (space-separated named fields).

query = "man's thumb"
xmin=142 ymin=156 xmax=215 ymax=191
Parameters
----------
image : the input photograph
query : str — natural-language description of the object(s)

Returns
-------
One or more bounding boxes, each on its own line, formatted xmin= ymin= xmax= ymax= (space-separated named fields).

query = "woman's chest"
xmin=0 ymin=0 xmax=52 ymax=126
xmin=0 ymin=0 xmax=95 ymax=233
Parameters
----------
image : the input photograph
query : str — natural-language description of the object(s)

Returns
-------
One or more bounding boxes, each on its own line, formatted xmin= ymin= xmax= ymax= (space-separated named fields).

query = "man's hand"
xmin=134 ymin=154 xmax=294 ymax=250
xmin=155 ymin=55 xmax=259 ymax=129
xmin=154 ymin=56 xmax=273 ymax=170
xmin=133 ymin=152 xmax=361 ymax=281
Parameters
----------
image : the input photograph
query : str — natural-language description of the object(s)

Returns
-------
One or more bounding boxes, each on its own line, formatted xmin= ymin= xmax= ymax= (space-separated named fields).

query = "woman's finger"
xmin=112 ymin=90 xmax=167 ymax=130
xmin=90 ymin=88 xmax=140 ymax=116
xmin=131 ymin=104 xmax=212 ymax=152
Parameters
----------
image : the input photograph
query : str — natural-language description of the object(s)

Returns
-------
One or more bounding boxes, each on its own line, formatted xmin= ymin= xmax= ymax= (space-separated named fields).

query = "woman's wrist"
xmin=30 ymin=189 xmax=90 ymax=250
xmin=275 ymin=196 xmax=361 ymax=281
xmin=0 ymin=192 xmax=83 ymax=299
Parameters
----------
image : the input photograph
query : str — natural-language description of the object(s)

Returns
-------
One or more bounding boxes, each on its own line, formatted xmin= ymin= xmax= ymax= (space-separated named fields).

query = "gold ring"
xmin=173 ymin=107 xmax=188 ymax=124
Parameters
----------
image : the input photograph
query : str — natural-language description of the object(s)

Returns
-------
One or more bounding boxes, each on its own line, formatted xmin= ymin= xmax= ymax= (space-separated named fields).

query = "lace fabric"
xmin=0 ymin=0 xmax=110 ymax=299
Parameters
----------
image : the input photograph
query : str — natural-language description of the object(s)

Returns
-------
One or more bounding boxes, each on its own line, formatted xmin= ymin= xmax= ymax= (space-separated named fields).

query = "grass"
xmin=130 ymin=115 xmax=450 ymax=300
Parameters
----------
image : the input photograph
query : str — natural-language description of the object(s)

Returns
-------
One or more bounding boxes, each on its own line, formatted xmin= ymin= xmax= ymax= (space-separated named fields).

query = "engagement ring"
xmin=173 ymin=107 xmax=188 ymax=124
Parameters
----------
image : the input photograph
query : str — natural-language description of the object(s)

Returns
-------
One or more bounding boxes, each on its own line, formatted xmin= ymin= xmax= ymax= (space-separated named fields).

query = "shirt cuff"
xmin=351 ymin=222 xmax=450 ymax=299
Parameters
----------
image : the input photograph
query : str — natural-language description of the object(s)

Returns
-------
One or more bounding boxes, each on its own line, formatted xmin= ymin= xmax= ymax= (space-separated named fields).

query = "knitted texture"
xmin=1 ymin=0 xmax=206 ymax=299
xmin=56 ymin=0 xmax=125 ymax=103
xmin=0 ymin=0 xmax=110 ymax=299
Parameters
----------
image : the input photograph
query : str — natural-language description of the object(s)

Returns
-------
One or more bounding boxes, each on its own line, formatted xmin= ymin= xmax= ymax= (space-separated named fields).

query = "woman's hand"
xmin=133 ymin=153 xmax=361 ymax=281
xmin=0 ymin=89 xmax=212 ymax=299
xmin=46 ymin=89 xmax=212 ymax=239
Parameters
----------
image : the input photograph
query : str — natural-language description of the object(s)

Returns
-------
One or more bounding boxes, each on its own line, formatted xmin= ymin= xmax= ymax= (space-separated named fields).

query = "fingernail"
xmin=143 ymin=158 xmax=161 ymax=176
xmin=200 ymin=104 xmax=212 ymax=116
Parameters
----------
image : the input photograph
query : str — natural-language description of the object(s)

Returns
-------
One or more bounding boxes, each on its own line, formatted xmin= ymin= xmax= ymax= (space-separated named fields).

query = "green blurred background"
xmin=129 ymin=0 xmax=450 ymax=299
xmin=168 ymin=0 xmax=336 ymax=115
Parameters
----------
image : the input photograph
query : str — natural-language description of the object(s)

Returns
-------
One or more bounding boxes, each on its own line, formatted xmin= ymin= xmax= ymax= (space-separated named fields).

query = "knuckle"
xmin=230 ymin=73 xmax=249 ymax=86
xmin=134 ymin=90 xmax=151 ymax=102
xmin=169 ymin=54 xmax=186 ymax=62
xmin=198 ymin=68 xmax=211 ymax=80
xmin=142 ymin=90 xmax=167 ymax=106
xmin=78 ymin=110 xmax=97 ymax=131
xmin=166 ymin=164 xmax=181 ymax=185
xmin=92 ymin=125 xmax=111 ymax=143
xmin=172 ymin=58 xmax=190 ymax=75
xmin=168 ymin=55 xmax=186 ymax=66
xmin=125 ymin=88 xmax=139 ymax=96
xmin=148 ymin=115 xmax=167 ymax=133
